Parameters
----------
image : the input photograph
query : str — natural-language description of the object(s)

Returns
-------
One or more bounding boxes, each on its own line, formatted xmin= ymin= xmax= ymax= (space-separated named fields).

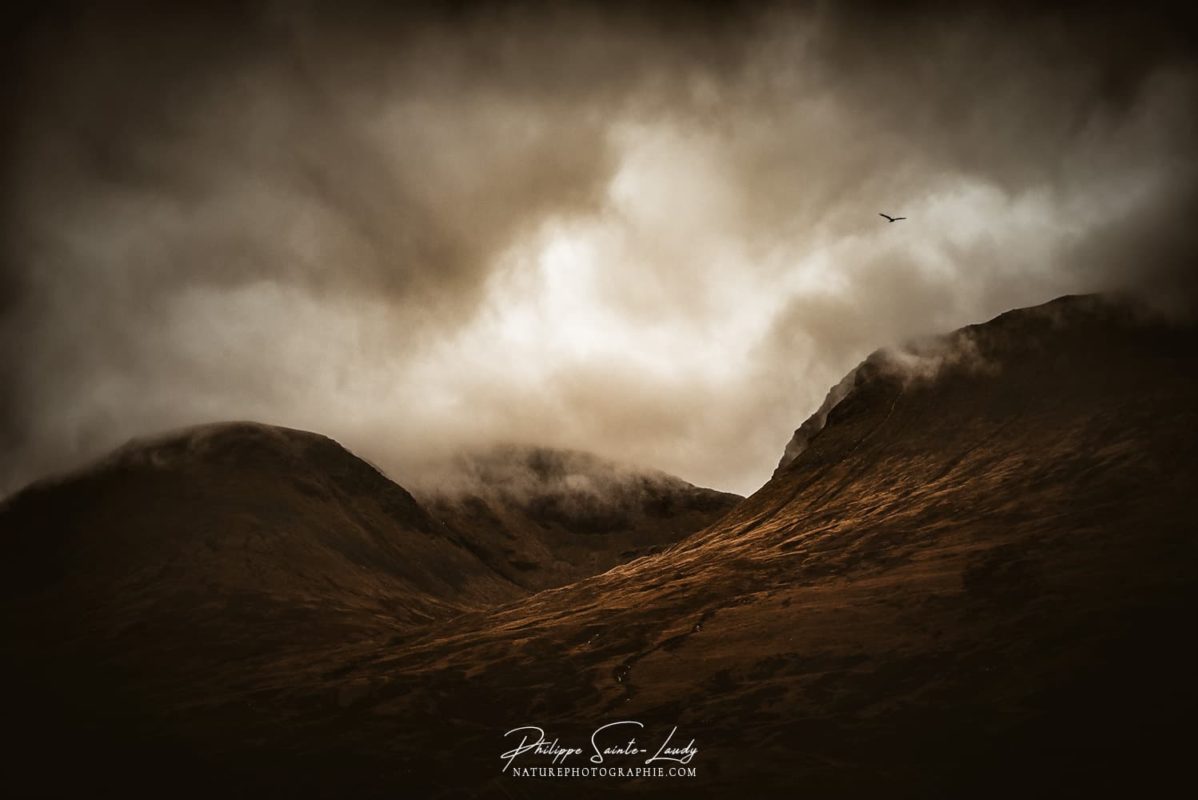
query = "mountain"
xmin=0 ymin=421 xmax=737 ymax=797
xmin=414 ymin=445 xmax=742 ymax=591
xmin=246 ymin=294 xmax=1192 ymax=798
xmin=0 ymin=423 xmax=516 ymax=763
xmin=3 ymin=294 xmax=1196 ymax=798
xmin=1 ymin=422 xmax=521 ymax=627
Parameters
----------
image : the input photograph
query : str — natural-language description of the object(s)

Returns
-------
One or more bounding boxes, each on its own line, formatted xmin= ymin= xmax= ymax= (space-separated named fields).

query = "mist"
xmin=2 ymin=1 xmax=1196 ymax=496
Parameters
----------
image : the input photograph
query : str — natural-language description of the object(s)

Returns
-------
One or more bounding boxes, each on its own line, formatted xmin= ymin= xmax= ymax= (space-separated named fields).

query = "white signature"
xmin=501 ymin=721 xmax=698 ymax=772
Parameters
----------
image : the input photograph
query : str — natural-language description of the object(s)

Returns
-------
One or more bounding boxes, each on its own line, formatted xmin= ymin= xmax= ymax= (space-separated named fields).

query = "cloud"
xmin=2 ymin=1 xmax=1196 ymax=496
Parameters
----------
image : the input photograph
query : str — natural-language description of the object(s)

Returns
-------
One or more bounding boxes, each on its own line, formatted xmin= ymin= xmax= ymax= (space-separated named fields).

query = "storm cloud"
xmin=2 ymin=0 xmax=1196 ymax=495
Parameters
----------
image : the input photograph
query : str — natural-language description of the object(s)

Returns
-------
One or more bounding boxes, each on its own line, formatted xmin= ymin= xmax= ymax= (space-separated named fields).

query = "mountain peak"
xmin=777 ymin=293 xmax=1166 ymax=472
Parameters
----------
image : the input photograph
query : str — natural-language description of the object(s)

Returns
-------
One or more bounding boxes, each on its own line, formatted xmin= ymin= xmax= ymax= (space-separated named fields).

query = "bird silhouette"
xmin=879 ymin=213 xmax=907 ymax=223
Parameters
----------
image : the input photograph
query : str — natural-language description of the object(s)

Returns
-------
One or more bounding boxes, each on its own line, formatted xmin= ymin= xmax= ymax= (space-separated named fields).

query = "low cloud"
xmin=2 ymin=1 xmax=1196 ymax=496
xmin=874 ymin=332 xmax=998 ymax=387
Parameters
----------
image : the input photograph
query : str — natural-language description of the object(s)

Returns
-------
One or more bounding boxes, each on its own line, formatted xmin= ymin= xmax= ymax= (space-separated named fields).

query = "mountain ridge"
xmin=413 ymin=443 xmax=742 ymax=591
xmin=3 ymin=293 xmax=1195 ymax=798
xmin=259 ymin=292 xmax=1198 ymax=798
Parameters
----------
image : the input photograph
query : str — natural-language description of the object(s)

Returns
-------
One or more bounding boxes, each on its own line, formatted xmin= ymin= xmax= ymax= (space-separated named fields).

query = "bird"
xmin=879 ymin=213 xmax=907 ymax=223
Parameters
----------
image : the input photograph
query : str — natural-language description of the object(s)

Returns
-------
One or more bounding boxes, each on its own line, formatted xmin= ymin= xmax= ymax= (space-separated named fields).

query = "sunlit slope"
xmin=315 ymin=295 xmax=1197 ymax=798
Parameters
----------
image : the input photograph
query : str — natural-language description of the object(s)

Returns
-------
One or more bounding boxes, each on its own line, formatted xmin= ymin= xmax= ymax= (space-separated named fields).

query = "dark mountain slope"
xmin=0 ymin=422 xmax=739 ymax=798
xmin=1 ymin=422 xmax=521 ymax=626
xmin=0 ymin=422 xmax=532 ymax=797
xmin=0 ymin=424 xmax=525 ymax=738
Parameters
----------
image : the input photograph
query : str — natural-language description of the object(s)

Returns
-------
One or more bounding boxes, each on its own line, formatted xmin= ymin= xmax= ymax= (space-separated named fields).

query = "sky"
xmin=2 ymin=0 xmax=1196 ymax=496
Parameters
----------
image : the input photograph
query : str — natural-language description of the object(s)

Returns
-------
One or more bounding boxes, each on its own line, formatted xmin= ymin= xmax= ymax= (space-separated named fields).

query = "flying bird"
xmin=879 ymin=213 xmax=907 ymax=223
